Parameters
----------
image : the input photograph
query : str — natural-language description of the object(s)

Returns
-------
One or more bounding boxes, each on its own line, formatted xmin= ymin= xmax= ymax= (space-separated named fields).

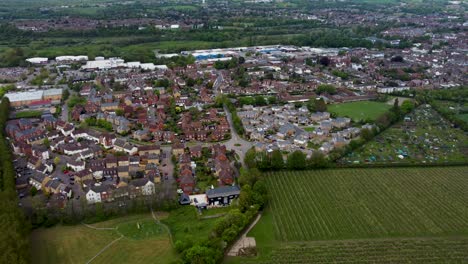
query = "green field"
xmin=229 ymin=167 xmax=468 ymax=263
xmin=458 ymin=113 xmax=468 ymax=123
xmin=162 ymin=206 xmax=228 ymax=244
xmin=328 ymin=101 xmax=391 ymax=121
xmin=14 ymin=110 xmax=43 ymax=119
xmin=31 ymin=214 xmax=177 ymax=264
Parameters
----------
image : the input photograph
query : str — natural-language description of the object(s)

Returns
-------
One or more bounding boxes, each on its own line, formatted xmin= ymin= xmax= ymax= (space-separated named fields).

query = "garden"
xmin=340 ymin=105 xmax=468 ymax=164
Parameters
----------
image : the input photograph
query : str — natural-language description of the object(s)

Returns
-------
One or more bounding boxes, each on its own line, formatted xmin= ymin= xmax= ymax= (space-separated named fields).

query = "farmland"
xmin=228 ymin=167 xmax=468 ymax=263
xmin=341 ymin=105 xmax=468 ymax=164
xmin=250 ymin=237 xmax=468 ymax=264
xmin=328 ymin=101 xmax=391 ymax=122
xmin=30 ymin=213 xmax=177 ymax=264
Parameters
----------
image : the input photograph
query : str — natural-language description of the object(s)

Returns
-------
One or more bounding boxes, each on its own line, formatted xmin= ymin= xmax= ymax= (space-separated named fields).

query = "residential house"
xmin=206 ymin=185 xmax=240 ymax=206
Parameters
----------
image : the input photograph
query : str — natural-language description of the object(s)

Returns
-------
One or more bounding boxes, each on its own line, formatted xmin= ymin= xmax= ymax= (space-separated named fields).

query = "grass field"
xmin=328 ymin=101 xmax=391 ymax=121
xmin=31 ymin=214 xmax=177 ymax=264
xmin=228 ymin=167 xmax=468 ymax=263
xmin=162 ymin=206 xmax=226 ymax=244
xmin=14 ymin=110 xmax=43 ymax=119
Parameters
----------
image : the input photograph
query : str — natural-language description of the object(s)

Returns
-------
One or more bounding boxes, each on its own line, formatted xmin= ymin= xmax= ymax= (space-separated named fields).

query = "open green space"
xmin=341 ymin=106 xmax=468 ymax=164
xmin=14 ymin=110 xmax=43 ymax=119
xmin=328 ymin=101 xmax=391 ymax=122
xmin=162 ymin=206 xmax=225 ymax=244
xmin=228 ymin=166 xmax=468 ymax=263
xmin=458 ymin=113 xmax=468 ymax=123
xmin=31 ymin=213 xmax=176 ymax=264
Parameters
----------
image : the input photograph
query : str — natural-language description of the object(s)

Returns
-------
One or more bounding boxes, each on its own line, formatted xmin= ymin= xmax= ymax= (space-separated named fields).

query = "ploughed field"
xmin=238 ymin=167 xmax=468 ymax=263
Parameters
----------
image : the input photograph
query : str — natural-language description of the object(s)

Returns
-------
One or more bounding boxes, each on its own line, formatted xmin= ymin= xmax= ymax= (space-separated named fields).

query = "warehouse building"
xmin=5 ymin=89 xmax=63 ymax=107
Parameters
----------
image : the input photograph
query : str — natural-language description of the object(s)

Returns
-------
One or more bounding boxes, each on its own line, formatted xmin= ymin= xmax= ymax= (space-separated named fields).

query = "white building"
xmin=67 ymin=160 xmax=86 ymax=172
xmin=85 ymin=189 xmax=101 ymax=204
xmin=26 ymin=57 xmax=48 ymax=64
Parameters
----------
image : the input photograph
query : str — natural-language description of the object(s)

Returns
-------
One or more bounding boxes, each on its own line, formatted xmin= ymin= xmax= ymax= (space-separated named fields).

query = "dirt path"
xmin=85 ymin=235 xmax=123 ymax=264
xmin=81 ymin=223 xmax=116 ymax=230
xmin=227 ymin=213 xmax=262 ymax=256
xmin=151 ymin=208 xmax=174 ymax=246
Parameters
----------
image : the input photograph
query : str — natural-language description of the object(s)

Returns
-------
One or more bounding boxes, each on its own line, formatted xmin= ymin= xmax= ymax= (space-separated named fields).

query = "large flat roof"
xmin=43 ymin=88 xmax=63 ymax=96
xmin=5 ymin=88 xmax=63 ymax=102
xmin=5 ymin=90 xmax=43 ymax=102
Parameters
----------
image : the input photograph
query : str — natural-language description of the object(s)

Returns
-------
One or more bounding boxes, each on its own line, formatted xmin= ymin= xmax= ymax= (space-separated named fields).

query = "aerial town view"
xmin=0 ymin=0 xmax=466 ymax=263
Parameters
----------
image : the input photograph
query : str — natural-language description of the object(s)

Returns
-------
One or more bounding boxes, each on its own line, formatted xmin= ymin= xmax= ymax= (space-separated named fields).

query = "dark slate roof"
xmin=206 ymin=185 xmax=240 ymax=198
xmin=179 ymin=193 xmax=191 ymax=205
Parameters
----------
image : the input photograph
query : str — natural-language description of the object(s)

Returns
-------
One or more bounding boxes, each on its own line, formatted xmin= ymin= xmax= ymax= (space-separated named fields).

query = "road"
xmin=223 ymin=105 xmax=253 ymax=165
xmin=60 ymin=100 xmax=68 ymax=122
xmin=158 ymin=148 xmax=177 ymax=200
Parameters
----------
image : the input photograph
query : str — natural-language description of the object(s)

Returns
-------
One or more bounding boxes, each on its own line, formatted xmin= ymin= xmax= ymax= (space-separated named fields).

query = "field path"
xmin=227 ymin=213 xmax=262 ymax=256
xmin=81 ymin=223 xmax=117 ymax=230
xmin=85 ymin=235 xmax=123 ymax=264
xmin=151 ymin=208 xmax=174 ymax=246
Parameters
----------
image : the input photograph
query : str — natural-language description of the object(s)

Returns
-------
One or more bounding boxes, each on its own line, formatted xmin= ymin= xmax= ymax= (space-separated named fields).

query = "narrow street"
xmin=223 ymin=105 xmax=253 ymax=165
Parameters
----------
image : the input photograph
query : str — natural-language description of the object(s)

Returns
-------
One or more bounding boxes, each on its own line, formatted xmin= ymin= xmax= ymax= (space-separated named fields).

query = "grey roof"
xmin=206 ymin=185 xmax=240 ymax=198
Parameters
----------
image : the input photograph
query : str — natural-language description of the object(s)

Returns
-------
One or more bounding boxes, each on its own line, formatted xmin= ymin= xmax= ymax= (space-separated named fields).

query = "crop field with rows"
xmin=251 ymin=237 xmax=468 ymax=264
xmin=226 ymin=167 xmax=468 ymax=264
xmin=265 ymin=167 xmax=468 ymax=241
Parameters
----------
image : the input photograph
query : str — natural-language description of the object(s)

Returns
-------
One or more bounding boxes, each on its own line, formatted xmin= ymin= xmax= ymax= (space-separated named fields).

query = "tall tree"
xmin=270 ymin=149 xmax=284 ymax=170
xmin=244 ymin=148 xmax=257 ymax=169
xmin=286 ymin=151 xmax=307 ymax=170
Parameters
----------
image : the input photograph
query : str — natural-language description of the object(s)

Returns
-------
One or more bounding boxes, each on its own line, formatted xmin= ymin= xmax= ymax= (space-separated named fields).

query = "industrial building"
xmin=5 ymin=89 xmax=63 ymax=107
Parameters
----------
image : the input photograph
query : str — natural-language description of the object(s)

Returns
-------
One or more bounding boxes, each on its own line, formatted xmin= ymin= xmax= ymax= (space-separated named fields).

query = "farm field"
xmin=328 ymin=100 xmax=391 ymax=122
xmin=249 ymin=237 xmax=468 ymax=264
xmin=31 ymin=213 xmax=177 ymax=264
xmin=341 ymin=105 xmax=468 ymax=164
xmin=227 ymin=167 xmax=468 ymax=263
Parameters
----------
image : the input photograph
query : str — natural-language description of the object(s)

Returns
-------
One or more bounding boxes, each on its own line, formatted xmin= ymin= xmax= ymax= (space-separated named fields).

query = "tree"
xmin=244 ymin=148 xmax=257 ymax=169
xmin=30 ymin=186 xmax=38 ymax=197
xmin=43 ymin=138 xmax=50 ymax=148
xmin=401 ymin=100 xmax=415 ymax=114
xmin=62 ymin=89 xmax=70 ymax=101
xmin=308 ymin=151 xmax=328 ymax=169
xmin=361 ymin=128 xmax=374 ymax=141
xmin=115 ymin=109 xmax=124 ymax=116
xmin=316 ymin=84 xmax=337 ymax=95
xmin=286 ymin=151 xmax=307 ymax=170
xmin=237 ymin=168 xmax=254 ymax=187
xmin=256 ymin=151 xmax=271 ymax=170
xmin=53 ymin=157 xmax=61 ymax=166
xmin=184 ymin=245 xmax=219 ymax=264
xmin=239 ymin=184 xmax=254 ymax=212
xmin=307 ymin=98 xmax=327 ymax=112
xmin=270 ymin=149 xmax=284 ymax=170
xmin=254 ymin=96 xmax=267 ymax=106
xmin=315 ymin=98 xmax=327 ymax=112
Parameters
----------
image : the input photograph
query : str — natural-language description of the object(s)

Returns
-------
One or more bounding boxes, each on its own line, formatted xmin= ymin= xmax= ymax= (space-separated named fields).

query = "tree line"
xmin=244 ymin=148 xmax=329 ymax=171
xmin=0 ymin=98 xmax=31 ymax=264
xmin=174 ymin=168 xmax=267 ymax=264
